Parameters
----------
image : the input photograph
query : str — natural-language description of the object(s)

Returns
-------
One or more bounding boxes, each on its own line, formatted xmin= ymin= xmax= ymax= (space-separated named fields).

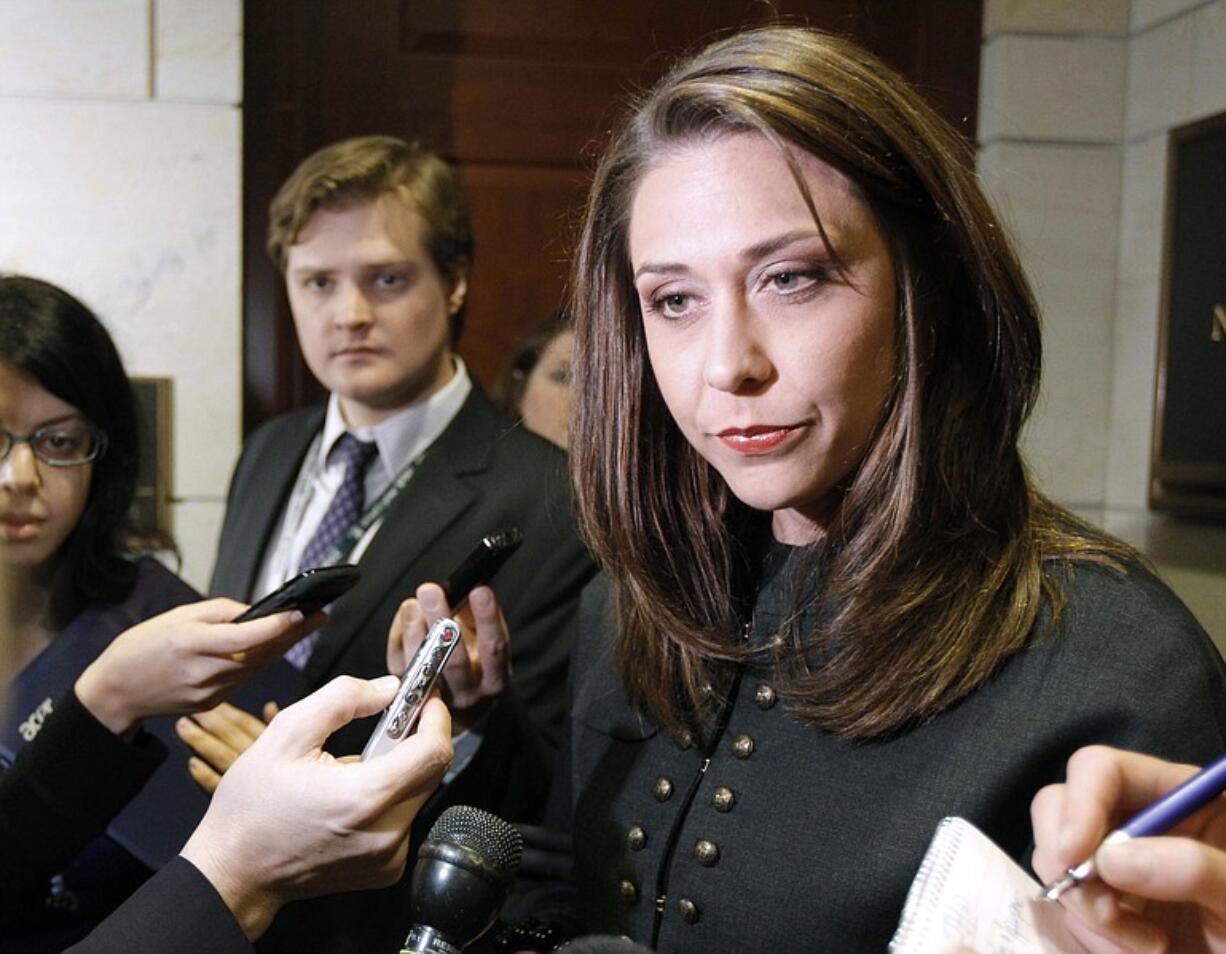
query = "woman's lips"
xmin=715 ymin=424 xmax=804 ymax=455
xmin=0 ymin=516 xmax=43 ymax=541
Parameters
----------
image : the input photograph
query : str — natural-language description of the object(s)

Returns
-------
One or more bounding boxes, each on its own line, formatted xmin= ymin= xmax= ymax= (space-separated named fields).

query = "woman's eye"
xmin=375 ymin=273 xmax=404 ymax=288
xmin=306 ymin=276 xmax=332 ymax=291
xmin=36 ymin=430 xmax=86 ymax=458
xmin=650 ymin=292 xmax=691 ymax=317
xmin=766 ymin=268 xmax=821 ymax=293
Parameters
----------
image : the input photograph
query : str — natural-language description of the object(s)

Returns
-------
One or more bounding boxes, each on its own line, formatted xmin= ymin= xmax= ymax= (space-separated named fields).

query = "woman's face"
xmin=520 ymin=329 xmax=574 ymax=448
xmin=629 ymin=133 xmax=896 ymax=544
xmin=0 ymin=362 xmax=94 ymax=572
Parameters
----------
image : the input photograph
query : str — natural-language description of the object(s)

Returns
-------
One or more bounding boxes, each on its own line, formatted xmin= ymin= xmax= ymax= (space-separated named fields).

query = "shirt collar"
xmin=317 ymin=357 xmax=473 ymax=476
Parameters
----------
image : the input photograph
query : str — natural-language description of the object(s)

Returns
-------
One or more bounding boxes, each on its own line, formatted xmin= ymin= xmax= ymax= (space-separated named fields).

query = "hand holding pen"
xmin=1031 ymin=745 xmax=1226 ymax=954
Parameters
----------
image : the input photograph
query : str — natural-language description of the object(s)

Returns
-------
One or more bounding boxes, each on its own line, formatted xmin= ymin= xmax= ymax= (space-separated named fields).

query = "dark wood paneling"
xmin=459 ymin=163 xmax=592 ymax=358
xmin=243 ymin=0 xmax=983 ymax=431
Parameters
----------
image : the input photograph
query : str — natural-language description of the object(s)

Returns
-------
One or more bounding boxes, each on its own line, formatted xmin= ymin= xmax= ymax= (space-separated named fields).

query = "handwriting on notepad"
xmin=890 ymin=817 xmax=1089 ymax=954
xmin=940 ymin=893 xmax=1029 ymax=953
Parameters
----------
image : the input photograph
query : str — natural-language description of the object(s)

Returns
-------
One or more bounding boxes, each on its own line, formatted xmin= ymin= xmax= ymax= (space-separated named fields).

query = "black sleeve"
xmin=492 ymin=576 xmax=617 ymax=946
xmin=0 ymin=690 xmax=165 ymax=923
xmin=64 ymin=856 xmax=253 ymax=954
xmin=438 ymin=445 xmax=599 ymax=826
xmin=494 ymin=449 xmax=600 ymax=755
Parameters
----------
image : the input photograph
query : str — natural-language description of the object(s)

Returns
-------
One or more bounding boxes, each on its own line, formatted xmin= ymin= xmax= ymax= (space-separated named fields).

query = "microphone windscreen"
xmin=403 ymin=807 xmax=524 ymax=953
xmin=427 ymin=805 xmax=523 ymax=877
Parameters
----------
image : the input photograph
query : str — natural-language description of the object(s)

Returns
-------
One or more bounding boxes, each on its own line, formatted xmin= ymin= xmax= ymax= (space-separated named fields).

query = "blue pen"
xmin=1042 ymin=751 xmax=1226 ymax=901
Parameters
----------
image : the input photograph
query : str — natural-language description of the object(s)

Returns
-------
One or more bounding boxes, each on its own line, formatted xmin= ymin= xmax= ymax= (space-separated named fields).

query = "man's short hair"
xmin=267 ymin=135 xmax=475 ymax=341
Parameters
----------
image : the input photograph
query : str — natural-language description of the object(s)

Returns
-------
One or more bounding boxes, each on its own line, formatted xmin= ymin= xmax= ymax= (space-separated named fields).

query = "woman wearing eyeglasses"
xmin=0 ymin=275 xmax=316 ymax=946
xmin=0 ymin=277 xmax=147 ymax=656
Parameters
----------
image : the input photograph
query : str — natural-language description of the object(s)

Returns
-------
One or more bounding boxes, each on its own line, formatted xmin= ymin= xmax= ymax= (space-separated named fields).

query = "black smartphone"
xmin=232 ymin=564 xmax=361 ymax=622
xmin=440 ymin=527 xmax=524 ymax=610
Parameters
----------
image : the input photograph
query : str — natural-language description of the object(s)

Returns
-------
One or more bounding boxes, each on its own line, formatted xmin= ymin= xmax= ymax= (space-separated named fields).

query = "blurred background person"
xmin=0 ymin=281 xmax=453 ymax=947
xmin=0 ymin=275 xmax=189 ymax=671
xmin=0 ymin=597 xmax=315 ymax=937
xmin=0 ymin=274 xmax=310 ymax=947
xmin=496 ymin=309 xmax=575 ymax=449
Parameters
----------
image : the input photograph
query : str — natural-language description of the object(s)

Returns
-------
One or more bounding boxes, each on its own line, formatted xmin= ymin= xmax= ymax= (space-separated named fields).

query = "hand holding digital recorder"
xmin=362 ymin=528 xmax=524 ymax=760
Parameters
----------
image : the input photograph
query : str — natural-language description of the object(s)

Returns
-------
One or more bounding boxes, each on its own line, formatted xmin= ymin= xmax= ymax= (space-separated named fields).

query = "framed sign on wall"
xmin=1151 ymin=110 xmax=1226 ymax=517
xmin=129 ymin=376 xmax=173 ymax=545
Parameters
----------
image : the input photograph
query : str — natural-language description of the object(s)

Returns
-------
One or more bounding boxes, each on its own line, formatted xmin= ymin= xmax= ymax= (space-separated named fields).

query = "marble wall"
xmin=979 ymin=0 xmax=1226 ymax=649
xmin=0 ymin=0 xmax=242 ymax=590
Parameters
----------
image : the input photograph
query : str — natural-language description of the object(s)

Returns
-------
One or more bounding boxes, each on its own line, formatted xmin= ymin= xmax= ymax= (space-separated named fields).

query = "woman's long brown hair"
xmin=569 ymin=26 xmax=1131 ymax=739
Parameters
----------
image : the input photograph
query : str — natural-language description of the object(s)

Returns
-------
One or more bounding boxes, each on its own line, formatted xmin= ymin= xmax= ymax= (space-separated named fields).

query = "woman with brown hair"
xmin=500 ymin=24 xmax=1226 ymax=952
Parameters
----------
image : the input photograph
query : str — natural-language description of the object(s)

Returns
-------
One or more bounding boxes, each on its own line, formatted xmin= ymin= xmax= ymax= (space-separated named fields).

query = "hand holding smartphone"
xmin=232 ymin=565 xmax=361 ymax=623
xmin=362 ymin=528 xmax=524 ymax=760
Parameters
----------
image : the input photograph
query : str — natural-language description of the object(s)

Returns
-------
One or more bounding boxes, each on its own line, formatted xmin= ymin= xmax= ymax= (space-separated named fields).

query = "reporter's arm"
xmin=0 ymin=689 xmax=164 ymax=924
xmin=62 ymin=676 xmax=451 ymax=951
xmin=180 ymin=675 xmax=452 ymax=940
xmin=74 ymin=598 xmax=315 ymax=736
xmin=63 ymin=856 xmax=254 ymax=954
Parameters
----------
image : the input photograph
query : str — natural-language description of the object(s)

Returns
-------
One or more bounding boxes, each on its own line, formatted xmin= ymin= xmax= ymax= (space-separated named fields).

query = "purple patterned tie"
xmin=284 ymin=433 xmax=378 ymax=669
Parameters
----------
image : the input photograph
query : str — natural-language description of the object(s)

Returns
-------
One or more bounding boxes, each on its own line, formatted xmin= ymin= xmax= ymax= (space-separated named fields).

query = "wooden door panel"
xmin=377 ymin=58 xmax=631 ymax=165
xmin=399 ymin=0 xmax=862 ymax=62
xmin=458 ymin=163 xmax=591 ymax=373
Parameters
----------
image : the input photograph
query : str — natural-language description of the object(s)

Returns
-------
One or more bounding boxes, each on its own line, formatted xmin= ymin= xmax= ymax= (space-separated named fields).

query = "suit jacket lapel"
xmin=303 ymin=389 xmax=504 ymax=681
xmin=216 ymin=408 xmax=323 ymax=600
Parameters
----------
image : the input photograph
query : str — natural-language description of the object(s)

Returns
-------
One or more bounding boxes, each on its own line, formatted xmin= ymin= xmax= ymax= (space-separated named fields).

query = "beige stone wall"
xmin=0 ymin=0 xmax=242 ymax=590
xmin=979 ymin=0 xmax=1226 ymax=650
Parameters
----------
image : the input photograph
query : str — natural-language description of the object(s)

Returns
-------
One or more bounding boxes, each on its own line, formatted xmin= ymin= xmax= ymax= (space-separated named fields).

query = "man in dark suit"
xmin=202 ymin=136 xmax=595 ymax=951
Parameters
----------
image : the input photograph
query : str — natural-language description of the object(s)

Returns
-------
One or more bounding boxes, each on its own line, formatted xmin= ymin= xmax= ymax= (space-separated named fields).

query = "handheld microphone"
xmin=399 ymin=805 xmax=524 ymax=954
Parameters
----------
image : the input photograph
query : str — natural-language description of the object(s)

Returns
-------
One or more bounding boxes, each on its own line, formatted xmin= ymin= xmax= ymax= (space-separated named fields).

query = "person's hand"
xmin=1031 ymin=745 xmax=1226 ymax=954
xmin=180 ymin=674 xmax=453 ymax=941
xmin=176 ymin=700 xmax=280 ymax=794
xmin=386 ymin=582 xmax=509 ymax=735
xmin=74 ymin=598 xmax=321 ymax=735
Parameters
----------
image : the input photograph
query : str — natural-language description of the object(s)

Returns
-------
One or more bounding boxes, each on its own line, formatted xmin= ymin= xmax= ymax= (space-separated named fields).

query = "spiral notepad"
xmin=890 ymin=817 xmax=1090 ymax=954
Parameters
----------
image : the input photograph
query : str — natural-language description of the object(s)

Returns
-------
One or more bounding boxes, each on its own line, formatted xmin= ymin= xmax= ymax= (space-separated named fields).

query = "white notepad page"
xmin=890 ymin=817 xmax=1090 ymax=954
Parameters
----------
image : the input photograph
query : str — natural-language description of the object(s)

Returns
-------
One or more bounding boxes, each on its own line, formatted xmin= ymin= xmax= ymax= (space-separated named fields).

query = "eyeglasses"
xmin=0 ymin=423 xmax=108 ymax=467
